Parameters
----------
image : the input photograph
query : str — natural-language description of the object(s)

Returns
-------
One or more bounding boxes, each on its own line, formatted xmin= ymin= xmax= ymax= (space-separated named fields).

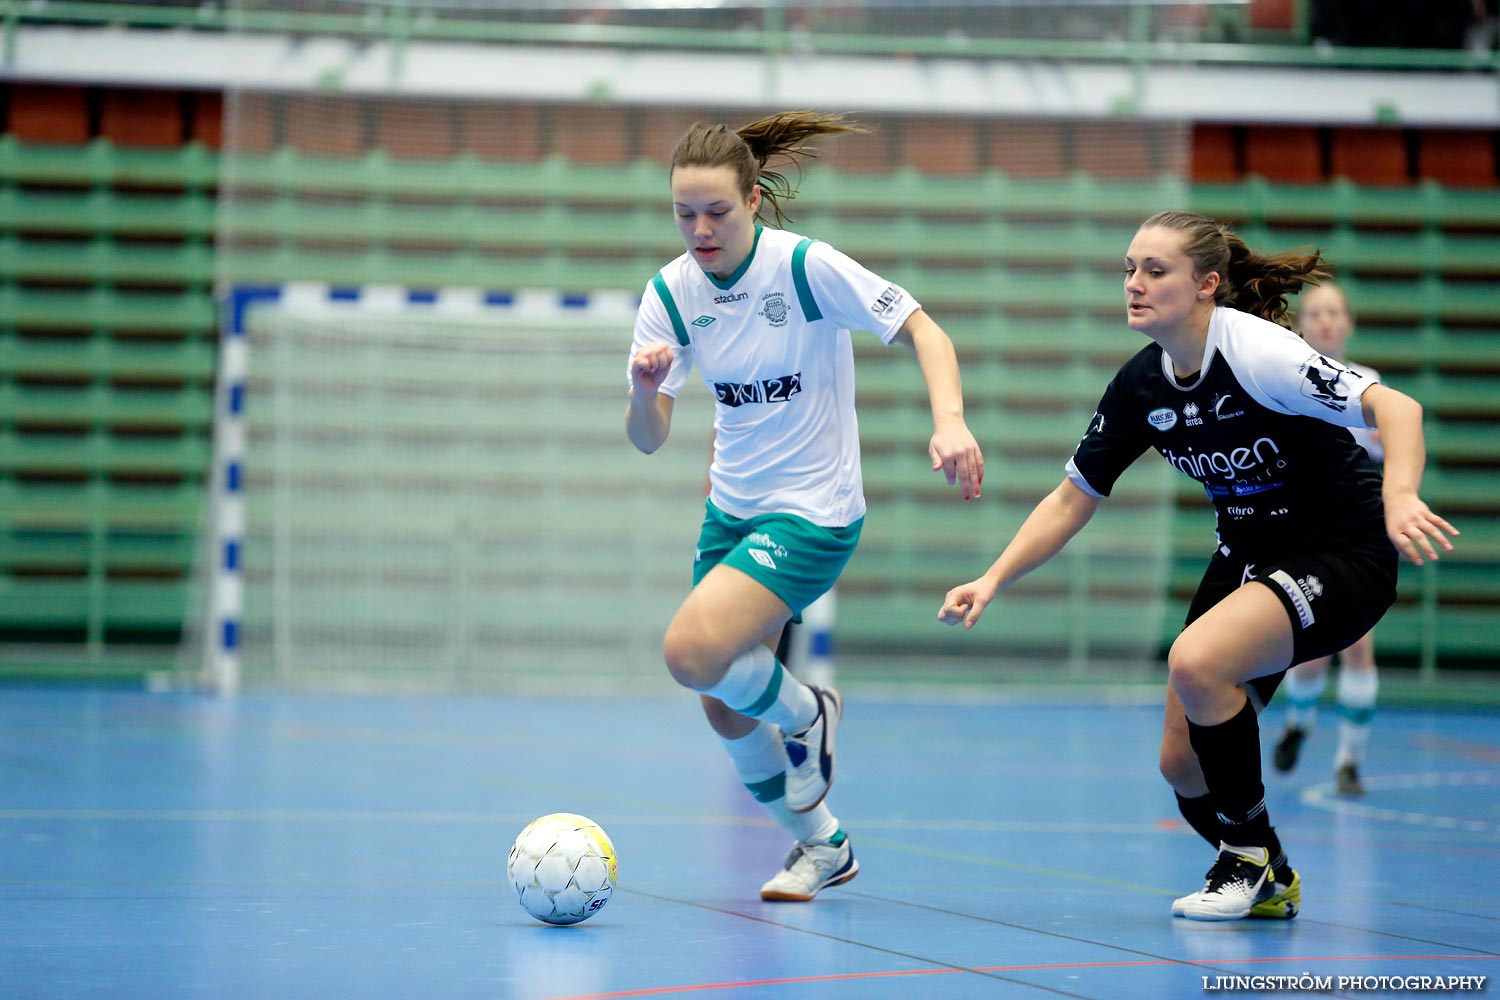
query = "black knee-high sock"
xmin=1179 ymin=790 xmax=1292 ymax=882
xmin=1175 ymin=792 xmax=1222 ymax=849
xmin=1186 ymin=697 xmax=1281 ymax=860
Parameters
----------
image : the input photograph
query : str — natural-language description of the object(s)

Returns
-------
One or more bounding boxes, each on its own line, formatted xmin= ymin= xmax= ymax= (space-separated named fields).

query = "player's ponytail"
xmin=670 ymin=111 xmax=866 ymax=227
xmin=1142 ymin=210 xmax=1330 ymax=329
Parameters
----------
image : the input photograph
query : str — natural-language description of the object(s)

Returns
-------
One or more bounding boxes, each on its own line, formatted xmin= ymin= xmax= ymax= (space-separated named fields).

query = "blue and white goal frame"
xmin=204 ymin=283 xmax=639 ymax=695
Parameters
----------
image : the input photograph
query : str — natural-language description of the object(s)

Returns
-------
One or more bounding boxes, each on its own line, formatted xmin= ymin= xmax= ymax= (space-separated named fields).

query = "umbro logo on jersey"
xmin=748 ymin=548 xmax=778 ymax=570
xmin=692 ymin=315 xmax=717 ymax=327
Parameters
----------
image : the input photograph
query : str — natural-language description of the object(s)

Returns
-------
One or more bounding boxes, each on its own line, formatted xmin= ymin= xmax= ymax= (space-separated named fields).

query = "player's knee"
xmin=1166 ymin=640 xmax=1216 ymax=707
xmin=662 ymin=622 xmax=718 ymax=690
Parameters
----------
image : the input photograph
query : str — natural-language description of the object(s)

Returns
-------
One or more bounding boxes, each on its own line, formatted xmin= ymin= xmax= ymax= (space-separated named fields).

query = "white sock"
xmin=702 ymin=645 xmax=819 ymax=735
xmin=1335 ymin=669 xmax=1378 ymax=767
xmin=1283 ymin=667 xmax=1327 ymax=729
xmin=719 ymin=723 xmax=840 ymax=844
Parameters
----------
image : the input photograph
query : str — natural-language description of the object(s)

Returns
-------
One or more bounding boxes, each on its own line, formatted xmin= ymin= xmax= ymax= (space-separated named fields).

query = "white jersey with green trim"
xmin=629 ymin=226 xmax=920 ymax=528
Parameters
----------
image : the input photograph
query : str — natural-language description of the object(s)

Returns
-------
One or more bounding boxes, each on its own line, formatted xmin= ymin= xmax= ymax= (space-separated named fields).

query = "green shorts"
xmin=691 ymin=500 xmax=863 ymax=617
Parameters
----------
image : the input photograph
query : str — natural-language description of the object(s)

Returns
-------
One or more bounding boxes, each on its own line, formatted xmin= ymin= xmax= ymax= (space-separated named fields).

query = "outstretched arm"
xmin=938 ymin=478 xmax=1101 ymax=629
xmin=626 ymin=343 xmax=677 ymax=454
xmin=1360 ymin=383 xmax=1458 ymax=564
xmin=892 ymin=309 xmax=984 ymax=501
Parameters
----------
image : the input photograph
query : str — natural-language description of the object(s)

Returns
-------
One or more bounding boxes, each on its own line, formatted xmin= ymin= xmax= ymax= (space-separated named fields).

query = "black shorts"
xmin=1182 ymin=531 xmax=1398 ymax=707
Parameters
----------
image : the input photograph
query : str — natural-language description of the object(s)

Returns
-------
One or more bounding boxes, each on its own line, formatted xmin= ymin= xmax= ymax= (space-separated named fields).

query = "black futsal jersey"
xmin=1067 ymin=307 xmax=1385 ymax=557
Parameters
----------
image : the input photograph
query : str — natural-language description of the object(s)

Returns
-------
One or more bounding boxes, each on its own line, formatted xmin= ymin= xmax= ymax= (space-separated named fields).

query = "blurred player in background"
xmin=1274 ymin=282 xmax=1383 ymax=796
xmin=628 ymin=111 xmax=983 ymax=902
xmin=939 ymin=212 xmax=1456 ymax=921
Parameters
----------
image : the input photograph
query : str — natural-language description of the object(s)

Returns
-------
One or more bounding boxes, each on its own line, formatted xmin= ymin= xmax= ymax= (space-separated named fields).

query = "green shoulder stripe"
xmin=791 ymin=238 xmax=823 ymax=322
xmin=651 ymin=272 xmax=690 ymax=346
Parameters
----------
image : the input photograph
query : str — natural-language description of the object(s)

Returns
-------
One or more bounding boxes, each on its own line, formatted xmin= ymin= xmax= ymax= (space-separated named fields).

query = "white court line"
xmin=1299 ymin=770 xmax=1500 ymax=835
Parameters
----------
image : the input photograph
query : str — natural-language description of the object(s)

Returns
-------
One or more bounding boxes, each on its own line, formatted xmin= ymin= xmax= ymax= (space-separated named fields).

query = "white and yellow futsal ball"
xmin=507 ymin=812 xmax=618 ymax=925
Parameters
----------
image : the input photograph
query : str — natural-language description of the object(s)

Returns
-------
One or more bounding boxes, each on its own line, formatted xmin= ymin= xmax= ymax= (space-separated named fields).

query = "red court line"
xmin=1408 ymin=735 xmax=1500 ymax=763
xmin=551 ymin=953 xmax=1499 ymax=1000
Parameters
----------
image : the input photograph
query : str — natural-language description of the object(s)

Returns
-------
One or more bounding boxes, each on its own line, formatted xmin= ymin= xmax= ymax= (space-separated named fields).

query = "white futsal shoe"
xmin=1173 ymin=842 xmax=1275 ymax=921
xmin=760 ymin=834 xmax=859 ymax=902
xmin=783 ymin=685 xmax=841 ymax=813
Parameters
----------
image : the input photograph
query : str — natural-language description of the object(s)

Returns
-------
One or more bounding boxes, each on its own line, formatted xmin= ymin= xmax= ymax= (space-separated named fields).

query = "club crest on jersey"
xmin=1211 ymin=392 xmax=1244 ymax=420
xmin=1299 ymin=353 xmax=1356 ymax=411
xmin=1147 ymin=407 xmax=1178 ymax=431
xmin=760 ymin=291 xmax=789 ymax=327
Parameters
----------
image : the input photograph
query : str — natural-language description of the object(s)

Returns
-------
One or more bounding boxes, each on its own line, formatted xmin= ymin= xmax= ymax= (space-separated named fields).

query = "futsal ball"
xmin=507 ymin=812 xmax=618 ymax=925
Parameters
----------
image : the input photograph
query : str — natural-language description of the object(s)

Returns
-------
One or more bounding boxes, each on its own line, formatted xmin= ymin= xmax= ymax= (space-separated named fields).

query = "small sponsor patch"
xmin=871 ymin=284 xmax=905 ymax=317
xmin=1148 ymin=407 xmax=1178 ymax=431
xmin=1268 ymin=568 xmax=1316 ymax=629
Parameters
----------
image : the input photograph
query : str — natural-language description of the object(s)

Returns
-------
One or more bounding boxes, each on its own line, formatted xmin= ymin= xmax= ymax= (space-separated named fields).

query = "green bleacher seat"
xmin=0 ymin=331 xmax=215 ymax=380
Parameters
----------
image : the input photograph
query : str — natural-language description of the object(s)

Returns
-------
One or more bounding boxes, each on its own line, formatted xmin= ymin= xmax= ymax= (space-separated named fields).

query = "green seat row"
xmin=0 ymin=529 xmax=195 ymax=572
xmin=0 ymin=430 xmax=210 ymax=476
xmin=0 ymin=330 xmax=215 ymax=377
xmin=0 ymin=236 xmax=214 ymax=286
xmin=0 ymin=290 xmax=216 ymax=335
xmin=0 ymin=479 xmax=204 ymax=526
xmin=10 ymin=139 xmax=1494 ymax=232
xmin=0 ymin=382 xmax=212 ymax=428
xmin=0 ymin=137 xmax=218 ymax=190
xmin=0 ymin=187 xmax=216 ymax=238
xmin=0 ymin=577 xmax=189 ymax=630
xmin=1194 ymin=176 xmax=1500 ymax=229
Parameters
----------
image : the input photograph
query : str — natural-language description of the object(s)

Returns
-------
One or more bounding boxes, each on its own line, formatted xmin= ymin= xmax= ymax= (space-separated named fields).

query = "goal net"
xmin=232 ymin=288 xmax=712 ymax=692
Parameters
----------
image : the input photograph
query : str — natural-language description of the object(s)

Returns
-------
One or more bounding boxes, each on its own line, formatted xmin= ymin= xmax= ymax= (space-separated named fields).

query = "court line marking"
xmin=547 ymin=953 xmax=1500 ymax=1000
xmin=623 ymin=888 xmax=1093 ymax=999
xmin=1294 ymin=917 xmax=1500 ymax=958
xmin=1299 ymin=770 xmax=1500 ymax=835
xmin=856 ymin=834 xmax=1180 ymax=897
xmin=1393 ymin=901 xmax=1500 ymax=924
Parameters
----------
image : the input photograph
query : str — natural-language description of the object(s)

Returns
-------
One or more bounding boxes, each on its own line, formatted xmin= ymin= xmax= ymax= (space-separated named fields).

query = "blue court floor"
xmin=1 ymin=685 xmax=1496 ymax=999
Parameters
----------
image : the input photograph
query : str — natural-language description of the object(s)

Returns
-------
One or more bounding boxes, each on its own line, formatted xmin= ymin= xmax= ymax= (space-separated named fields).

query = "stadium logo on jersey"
xmin=1148 ymin=407 xmax=1178 ymax=431
xmin=1299 ymin=353 xmax=1357 ymax=411
xmin=714 ymin=292 xmax=748 ymax=304
xmin=1211 ymin=393 xmax=1245 ymax=420
xmin=871 ymin=284 xmax=905 ymax=317
xmin=692 ymin=315 xmax=717 ymax=327
xmin=1183 ymin=401 xmax=1204 ymax=427
xmin=713 ymin=372 xmax=802 ymax=407
xmin=760 ymin=291 xmax=789 ymax=327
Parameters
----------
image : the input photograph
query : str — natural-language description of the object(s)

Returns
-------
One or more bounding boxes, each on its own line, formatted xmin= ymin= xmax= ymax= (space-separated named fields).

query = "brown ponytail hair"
xmin=670 ymin=111 xmax=866 ymax=227
xmin=1141 ymin=210 xmax=1330 ymax=329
